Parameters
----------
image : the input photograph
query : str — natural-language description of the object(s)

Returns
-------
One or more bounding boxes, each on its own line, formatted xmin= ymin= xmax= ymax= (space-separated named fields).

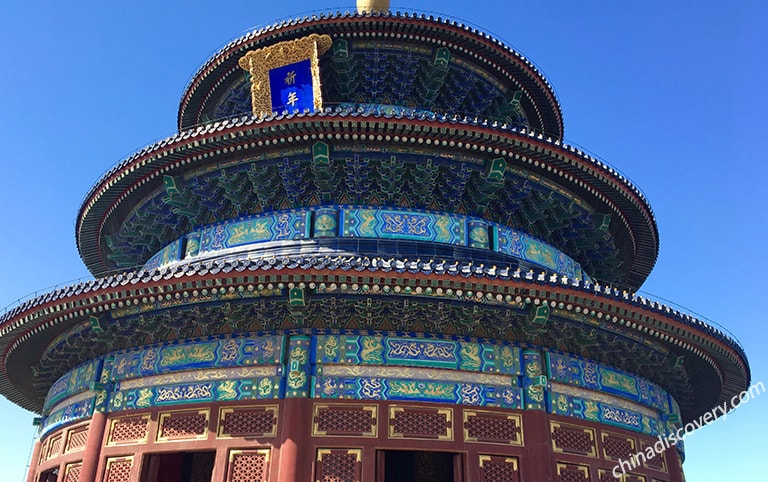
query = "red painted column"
xmin=374 ymin=450 xmax=385 ymax=482
xmin=276 ymin=399 xmax=311 ymax=482
xmin=212 ymin=447 xmax=229 ymax=482
xmin=276 ymin=334 xmax=313 ymax=482
xmin=78 ymin=411 xmax=107 ymax=482
xmin=666 ymin=447 xmax=686 ymax=482
xmin=521 ymin=411 xmax=555 ymax=481
xmin=25 ymin=440 xmax=42 ymax=482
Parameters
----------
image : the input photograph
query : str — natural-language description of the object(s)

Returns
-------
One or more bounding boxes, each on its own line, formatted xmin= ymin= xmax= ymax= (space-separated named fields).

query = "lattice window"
xmin=313 ymin=405 xmax=377 ymax=437
xmin=49 ymin=435 xmax=62 ymax=457
xmin=598 ymin=468 xmax=621 ymax=482
xmin=551 ymin=423 xmax=596 ymax=456
xmin=64 ymin=462 xmax=82 ymax=482
xmin=640 ymin=443 xmax=666 ymax=472
xmin=65 ymin=425 xmax=90 ymax=452
xmin=41 ymin=433 xmax=63 ymax=462
xmin=479 ymin=455 xmax=520 ymax=482
xmin=599 ymin=468 xmax=649 ymax=482
xmin=227 ymin=449 xmax=270 ymax=482
xmin=315 ymin=449 xmax=361 ymax=482
xmin=158 ymin=410 xmax=209 ymax=440
xmin=625 ymin=474 xmax=647 ymax=482
xmin=104 ymin=457 xmax=133 ymax=482
xmin=556 ymin=463 xmax=590 ymax=482
xmin=39 ymin=438 xmax=49 ymax=464
xmin=38 ymin=438 xmax=48 ymax=465
xmin=108 ymin=415 xmax=149 ymax=444
xmin=389 ymin=406 xmax=452 ymax=440
xmin=602 ymin=433 xmax=635 ymax=461
xmin=464 ymin=411 xmax=522 ymax=445
xmin=220 ymin=406 xmax=278 ymax=438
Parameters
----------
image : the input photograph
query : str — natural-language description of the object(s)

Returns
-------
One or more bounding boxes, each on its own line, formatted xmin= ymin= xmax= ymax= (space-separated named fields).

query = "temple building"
xmin=0 ymin=1 xmax=749 ymax=481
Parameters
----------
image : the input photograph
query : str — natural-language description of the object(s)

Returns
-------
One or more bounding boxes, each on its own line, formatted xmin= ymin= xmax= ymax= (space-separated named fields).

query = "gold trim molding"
xmin=228 ymin=448 xmax=271 ymax=464
xmin=479 ymin=454 xmax=519 ymax=471
xmin=556 ymin=463 xmax=590 ymax=479
xmin=316 ymin=448 xmax=362 ymax=463
xmin=598 ymin=468 xmax=647 ymax=482
xmin=239 ymin=34 xmax=332 ymax=118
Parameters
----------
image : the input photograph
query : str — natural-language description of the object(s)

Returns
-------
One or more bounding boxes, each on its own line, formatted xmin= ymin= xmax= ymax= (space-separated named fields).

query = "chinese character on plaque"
xmin=268 ymin=59 xmax=314 ymax=114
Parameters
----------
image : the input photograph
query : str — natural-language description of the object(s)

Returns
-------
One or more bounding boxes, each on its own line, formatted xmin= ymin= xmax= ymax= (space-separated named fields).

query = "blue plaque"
xmin=269 ymin=59 xmax=315 ymax=114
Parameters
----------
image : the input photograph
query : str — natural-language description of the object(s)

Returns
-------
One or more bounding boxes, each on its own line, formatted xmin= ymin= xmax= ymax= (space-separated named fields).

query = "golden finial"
xmin=357 ymin=0 xmax=390 ymax=13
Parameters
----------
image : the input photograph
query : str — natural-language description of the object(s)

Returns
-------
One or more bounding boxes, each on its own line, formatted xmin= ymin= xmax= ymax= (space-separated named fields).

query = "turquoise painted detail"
xmin=546 ymin=351 xmax=672 ymax=413
xmin=200 ymin=210 xmax=311 ymax=254
xmin=315 ymin=334 xmax=521 ymax=376
xmin=522 ymin=349 xmax=545 ymax=410
xmin=467 ymin=220 xmax=489 ymax=249
xmin=385 ymin=338 xmax=458 ymax=368
xmin=549 ymin=388 xmax=661 ymax=436
xmin=144 ymin=210 xmax=312 ymax=269
xmin=42 ymin=397 xmax=95 ymax=435
xmin=143 ymin=238 xmax=183 ymax=271
xmin=495 ymin=226 xmax=584 ymax=280
xmin=140 ymin=206 xmax=589 ymax=282
xmin=314 ymin=207 xmax=339 ymax=237
xmin=95 ymin=356 xmax=114 ymax=412
xmin=312 ymin=376 xmax=523 ymax=409
xmin=109 ymin=335 xmax=284 ymax=382
xmin=336 ymin=103 xmax=436 ymax=118
xmin=44 ymin=358 xmax=103 ymax=415
xmin=185 ymin=231 xmax=201 ymax=258
xmin=286 ymin=336 xmax=311 ymax=397
xmin=41 ymin=332 xmax=677 ymax=441
xmin=108 ymin=378 xmax=281 ymax=412
xmin=343 ymin=207 xmax=465 ymax=244
xmin=311 ymin=334 xmax=523 ymax=408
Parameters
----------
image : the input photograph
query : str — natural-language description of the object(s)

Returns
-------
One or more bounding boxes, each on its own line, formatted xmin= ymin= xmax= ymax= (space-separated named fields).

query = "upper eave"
xmin=177 ymin=10 xmax=563 ymax=138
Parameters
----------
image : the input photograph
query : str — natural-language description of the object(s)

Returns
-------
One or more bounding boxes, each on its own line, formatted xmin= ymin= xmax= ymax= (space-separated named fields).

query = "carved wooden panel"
xmin=479 ymin=454 xmax=520 ymax=482
xmin=103 ymin=456 xmax=133 ymax=482
xmin=157 ymin=409 xmax=209 ymax=442
xmin=63 ymin=462 xmax=82 ymax=482
xmin=601 ymin=432 xmax=636 ymax=461
xmin=313 ymin=404 xmax=377 ymax=437
xmin=640 ymin=442 xmax=666 ymax=472
xmin=389 ymin=405 xmax=452 ymax=441
xmin=219 ymin=405 xmax=278 ymax=438
xmin=107 ymin=415 xmax=150 ymax=445
xmin=556 ymin=463 xmax=590 ymax=482
xmin=227 ymin=449 xmax=270 ymax=482
xmin=464 ymin=410 xmax=522 ymax=445
xmin=315 ymin=449 xmax=362 ymax=482
xmin=65 ymin=424 xmax=89 ymax=452
xmin=551 ymin=422 xmax=596 ymax=457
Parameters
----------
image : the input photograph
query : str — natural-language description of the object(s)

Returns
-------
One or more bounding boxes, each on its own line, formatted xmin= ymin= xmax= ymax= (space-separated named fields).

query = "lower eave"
xmin=0 ymin=256 xmax=748 ymax=422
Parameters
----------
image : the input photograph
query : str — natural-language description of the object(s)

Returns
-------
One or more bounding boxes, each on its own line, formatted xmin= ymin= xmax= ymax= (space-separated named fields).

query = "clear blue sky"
xmin=1 ymin=1 xmax=765 ymax=480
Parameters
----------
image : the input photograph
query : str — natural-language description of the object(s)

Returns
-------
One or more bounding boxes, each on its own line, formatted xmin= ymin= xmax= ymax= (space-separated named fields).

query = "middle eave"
xmin=77 ymin=112 xmax=658 ymax=286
